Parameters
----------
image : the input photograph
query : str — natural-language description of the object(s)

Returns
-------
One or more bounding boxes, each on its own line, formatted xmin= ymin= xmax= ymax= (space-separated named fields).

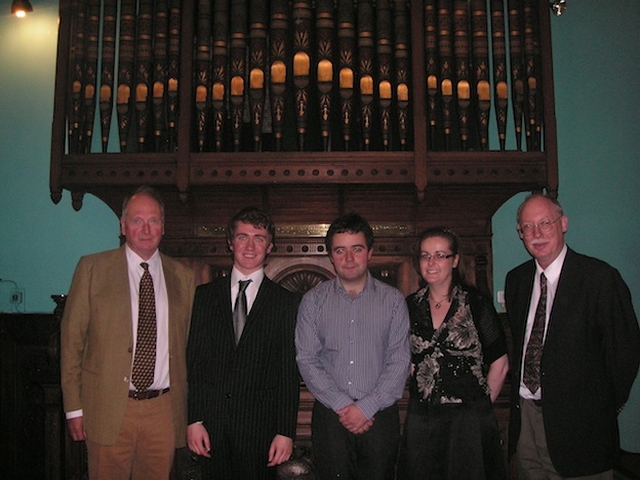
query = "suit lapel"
xmin=219 ymin=277 xmax=236 ymax=345
xmin=162 ymin=256 xmax=179 ymax=352
xmin=546 ymin=248 xmax=577 ymax=342
xmin=111 ymin=248 xmax=134 ymax=343
xmin=514 ymin=262 xmax=536 ymax=371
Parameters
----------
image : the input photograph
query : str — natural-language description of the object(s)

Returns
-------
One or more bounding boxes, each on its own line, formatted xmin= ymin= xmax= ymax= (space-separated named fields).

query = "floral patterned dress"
xmin=398 ymin=285 xmax=508 ymax=480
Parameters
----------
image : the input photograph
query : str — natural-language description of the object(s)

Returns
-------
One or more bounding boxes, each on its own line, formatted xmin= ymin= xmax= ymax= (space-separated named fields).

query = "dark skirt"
xmin=397 ymin=397 xmax=506 ymax=480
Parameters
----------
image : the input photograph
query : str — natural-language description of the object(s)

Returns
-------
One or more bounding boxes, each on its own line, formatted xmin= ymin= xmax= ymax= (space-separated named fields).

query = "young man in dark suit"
xmin=505 ymin=194 xmax=640 ymax=479
xmin=186 ymin=207 xmax=300 ymax=479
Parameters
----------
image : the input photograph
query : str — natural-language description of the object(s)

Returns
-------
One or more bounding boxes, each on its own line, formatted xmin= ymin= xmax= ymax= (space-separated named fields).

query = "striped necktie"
xmin=523 ymin=272 xmax=547 ymax=394
xmin=233 ymin=279 xmax=252 ymax=344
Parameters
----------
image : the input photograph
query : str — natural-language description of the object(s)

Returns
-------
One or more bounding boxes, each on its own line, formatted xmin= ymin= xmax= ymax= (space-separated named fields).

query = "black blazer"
xmin=187 ymin=275 xmax=300 ymax=451
xmin=505 ymin=248 xmax=640 ymax=477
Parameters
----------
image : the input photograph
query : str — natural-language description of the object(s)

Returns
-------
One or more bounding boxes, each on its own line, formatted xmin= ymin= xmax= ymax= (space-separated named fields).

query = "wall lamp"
xmin=11 ymin=0 xmax=33 ymax=18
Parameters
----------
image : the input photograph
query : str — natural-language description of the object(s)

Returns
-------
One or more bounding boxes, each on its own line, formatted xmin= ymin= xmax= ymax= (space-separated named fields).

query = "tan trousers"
xmin=86 ymin=391 xmax=175 ymax=480
xmin=516 ymin=398 xmax=613 ymax=480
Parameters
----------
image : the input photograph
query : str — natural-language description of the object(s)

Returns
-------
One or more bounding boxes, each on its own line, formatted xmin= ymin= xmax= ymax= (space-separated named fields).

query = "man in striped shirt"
xmin=295 ymin=212 xmax=411 ymax=480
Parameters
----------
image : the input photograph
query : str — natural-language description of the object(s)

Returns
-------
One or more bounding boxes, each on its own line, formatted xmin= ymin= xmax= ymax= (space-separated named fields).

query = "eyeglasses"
xmin=518 ymin=215 xmax=562 ymax=237
xmin=419 ymin=252 xmax=455 ymax=262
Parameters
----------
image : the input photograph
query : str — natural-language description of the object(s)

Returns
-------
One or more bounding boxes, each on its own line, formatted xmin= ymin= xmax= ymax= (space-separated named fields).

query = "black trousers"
xmin=397 ymin=397 xmax=505 ymax=480
xmin=311 ymin=401 xmax=400 ymax=480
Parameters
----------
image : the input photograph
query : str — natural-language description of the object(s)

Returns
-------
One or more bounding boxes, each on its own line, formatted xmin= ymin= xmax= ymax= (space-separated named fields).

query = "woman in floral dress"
xmin=397 ymin=227 xmax=509 ymax=480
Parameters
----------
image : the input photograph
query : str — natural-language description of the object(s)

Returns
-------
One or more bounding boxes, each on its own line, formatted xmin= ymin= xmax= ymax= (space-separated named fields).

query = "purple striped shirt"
xmin=295 ymin=273 xmax=410 ymax=420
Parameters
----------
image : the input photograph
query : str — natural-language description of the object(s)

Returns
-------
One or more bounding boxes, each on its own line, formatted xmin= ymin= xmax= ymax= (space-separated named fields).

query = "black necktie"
xmin=132 ymin=262 xmax=157 ymax=391
xmin=523 ymin=272 xmax=547 ymax=394
xmin=233 ymin=279 xmax=252 ymax=343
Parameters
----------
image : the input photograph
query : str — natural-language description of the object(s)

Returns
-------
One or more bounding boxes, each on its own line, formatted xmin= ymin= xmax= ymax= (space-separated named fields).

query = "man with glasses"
xmin=505 ymin=193 xmax=640 ymax=479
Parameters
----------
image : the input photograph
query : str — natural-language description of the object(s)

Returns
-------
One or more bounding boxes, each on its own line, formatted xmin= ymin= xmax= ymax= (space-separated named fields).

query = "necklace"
xmin=428 ymin=291 xmax=450 ymax=309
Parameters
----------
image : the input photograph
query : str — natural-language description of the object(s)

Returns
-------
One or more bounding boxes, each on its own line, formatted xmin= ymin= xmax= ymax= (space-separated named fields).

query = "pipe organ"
xmin=50 ymin=0 xmax=558 ymax=295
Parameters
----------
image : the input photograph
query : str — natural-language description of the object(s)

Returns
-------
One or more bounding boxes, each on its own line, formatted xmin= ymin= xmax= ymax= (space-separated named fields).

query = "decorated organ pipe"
xmin=357 ymin=0 xmax=375 ymax=151
xmin=490 ymin=0 xmax=508 ymax=151
xmin=134 ymin=0 xmax=153 ymax=152
xmin=523 ymin=0 xmax=541 ymax=151
xmin=424 ymin=0 xmax=438 ymax=150
xmin=99 ymin=0 xmax=117 ymax=153
xmin=212 ymin=0 xmax=229 ymax=153
xmin=508 ymin=0 xmax=525 ymax=151
xmin=376 ymin=0 xmax=393 ymax=151
xmin=269 ymin=0 xmax=288 ymax=153
xmin=438 ymin=0 xmax=454 ymax=151
xmin=195 ymin=0 xmax=211 ymax=153
xmin=230 ymin=0 xmax=247 ymax=152
xmin=83 ymin=0 xmax=100 ymax=154
xmin=453 ymin=0 xmax=471 ymax=151
xmin=394 ymin=0 xmax=410 ymax=151
xmin=152 ymin=0 xmax=168 ymax=152
xmin=316 ymin=0 xmax=335 ymax=152
xmin=471 ymin=0 xmax=490 ymax=151
xmin=337 ymin=0 xmax=356 ymax=151
xmin=292 ymin=0 xmax=312 ymax=151
xmin=167 ymin=0 xmax=181 ymax=152
xmin=68 ymin=0 xmax=85 ymax=155
xmin=116 ymin=0 xmax=135 ymax=153
xmin=249 ymin=0 xmax=268 ymax=152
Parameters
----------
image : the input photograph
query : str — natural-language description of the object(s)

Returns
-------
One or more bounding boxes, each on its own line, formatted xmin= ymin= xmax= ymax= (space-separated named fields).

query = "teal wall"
xmin=1 ymin=1 xmax=638 ymax=449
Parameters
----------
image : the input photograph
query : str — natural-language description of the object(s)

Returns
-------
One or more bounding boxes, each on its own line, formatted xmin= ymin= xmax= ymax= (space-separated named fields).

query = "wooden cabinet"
xmin=0 ymin=313 xmax=63 ymax=479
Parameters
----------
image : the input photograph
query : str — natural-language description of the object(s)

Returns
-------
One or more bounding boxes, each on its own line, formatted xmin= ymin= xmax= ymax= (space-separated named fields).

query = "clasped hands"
xmin=336 ymin=403 xmax=374 ymax=434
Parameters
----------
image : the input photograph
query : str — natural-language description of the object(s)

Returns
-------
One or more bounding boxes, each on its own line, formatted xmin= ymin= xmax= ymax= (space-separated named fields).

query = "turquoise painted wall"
xmin=1 ymin=1 xmax=638 ymax=449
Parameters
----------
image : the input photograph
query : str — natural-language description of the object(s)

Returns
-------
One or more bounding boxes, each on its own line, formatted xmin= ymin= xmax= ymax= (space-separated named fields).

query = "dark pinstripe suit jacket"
xmin=187 ymin=275 xmax=300 ymax=451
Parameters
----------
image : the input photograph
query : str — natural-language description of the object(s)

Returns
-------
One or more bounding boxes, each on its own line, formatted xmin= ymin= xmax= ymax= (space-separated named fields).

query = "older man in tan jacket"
xmin=61 ymin=186 xmax=195 ymax=479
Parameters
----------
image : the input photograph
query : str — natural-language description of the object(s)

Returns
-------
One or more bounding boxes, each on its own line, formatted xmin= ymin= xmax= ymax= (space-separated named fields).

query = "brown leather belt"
xmin=128 ymin=387 xmax=170 ymax=400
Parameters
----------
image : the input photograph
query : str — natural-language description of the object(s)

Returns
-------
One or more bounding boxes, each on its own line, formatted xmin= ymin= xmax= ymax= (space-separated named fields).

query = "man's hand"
xmin=267 ymin=434 xmax=293 ymax=467
xmin=187 ymin=423 xmax=211 ymax=458
xmin=336 ymin=404 xmax=374 ymax=434
xmin=67 ymin=416 xmax=87 ymax=441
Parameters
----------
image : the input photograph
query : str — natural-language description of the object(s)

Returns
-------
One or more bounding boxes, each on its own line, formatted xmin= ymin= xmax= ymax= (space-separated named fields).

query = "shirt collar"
xmin=231 ymin=266 xmax=265 ymax=286
xmin=125 ymin=244 xmax=160 ymax=269
xmin=536 ymin=243 xmax=567 ymax=285
xmin=332 ymin=271 xmax=373 ymax=297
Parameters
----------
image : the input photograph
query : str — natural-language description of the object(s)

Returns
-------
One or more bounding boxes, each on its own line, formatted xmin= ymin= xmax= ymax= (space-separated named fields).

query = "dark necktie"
xmin=523 ymin=272 xmax=547 ymax=394
xmin=132 ymin=262 xmax=157 ymax=391
xmin=233 ymin=279 xmax=252 ymax=344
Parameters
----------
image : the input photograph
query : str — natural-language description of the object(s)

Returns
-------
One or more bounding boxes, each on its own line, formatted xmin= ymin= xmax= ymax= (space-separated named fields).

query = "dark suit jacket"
xmin=187 ymin=275 xmax=300 ymax=453
xmin=60 ymin=246 xmax=195 ymax=446
xmin=505 ymin=248 xmax=640 ymax=477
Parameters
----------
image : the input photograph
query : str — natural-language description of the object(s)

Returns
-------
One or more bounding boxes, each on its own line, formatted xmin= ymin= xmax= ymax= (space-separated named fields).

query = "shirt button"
xmin=348 ymin=381 xmax=352 ymax=385
xmin=350 ymin=360 xmax=354 ymax=365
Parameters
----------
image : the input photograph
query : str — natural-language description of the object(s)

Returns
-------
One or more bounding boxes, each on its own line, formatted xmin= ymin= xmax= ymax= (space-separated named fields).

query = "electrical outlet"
xmin=496 ymin=290 xmax=506 ymax=312
xmin=10 ymin=288 xmax=25 ymax=305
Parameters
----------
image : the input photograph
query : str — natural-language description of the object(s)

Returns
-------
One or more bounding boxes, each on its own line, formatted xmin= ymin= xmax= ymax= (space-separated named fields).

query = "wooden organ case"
xmin=49 ymin=0 xmax=557 ymax=473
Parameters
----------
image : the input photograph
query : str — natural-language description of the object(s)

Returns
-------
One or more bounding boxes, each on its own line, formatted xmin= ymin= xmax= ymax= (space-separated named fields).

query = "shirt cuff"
xmin=65 ymin=409 xmax=83 ymax=420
